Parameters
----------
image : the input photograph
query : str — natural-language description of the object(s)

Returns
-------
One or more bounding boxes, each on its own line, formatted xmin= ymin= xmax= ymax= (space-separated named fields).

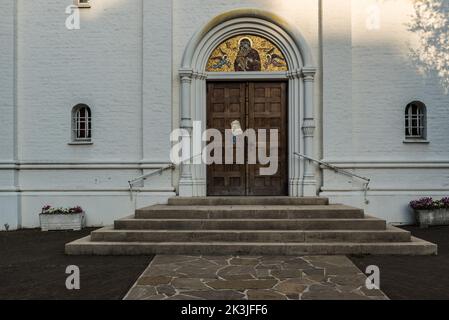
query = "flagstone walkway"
xmin=124 ymin=255 xmax=388 ymax=300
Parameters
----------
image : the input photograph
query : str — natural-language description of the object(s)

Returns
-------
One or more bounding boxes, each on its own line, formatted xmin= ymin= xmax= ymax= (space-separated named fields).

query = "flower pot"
xmin=415 ymin=208 xmax=449 ymax=228
xmin=39 ymin=212 xmax=86 ymax=231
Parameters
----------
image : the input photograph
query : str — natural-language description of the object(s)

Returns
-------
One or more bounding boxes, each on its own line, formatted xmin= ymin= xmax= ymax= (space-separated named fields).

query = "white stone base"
xmin=303 ymin=180 xmax=318 ymax=197
xmin=178 ymin=179 xmax=195 ymax=197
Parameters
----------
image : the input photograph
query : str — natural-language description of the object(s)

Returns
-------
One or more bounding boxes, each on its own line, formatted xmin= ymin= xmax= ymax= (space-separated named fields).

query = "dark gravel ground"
xmin=0 ymin=228 xmax=153 ymax=300
xmin=350 ymin=225 xmax=449 ymax=300
xmin=0 ymin=226 xmax=447 ymax=300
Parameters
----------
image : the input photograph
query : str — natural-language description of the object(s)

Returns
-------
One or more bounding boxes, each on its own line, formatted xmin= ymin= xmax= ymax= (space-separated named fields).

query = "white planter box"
xmin=415 ymin=208 xmax=449 ymax=228
xmin=40 ymin=212 xmax=86 ymax=231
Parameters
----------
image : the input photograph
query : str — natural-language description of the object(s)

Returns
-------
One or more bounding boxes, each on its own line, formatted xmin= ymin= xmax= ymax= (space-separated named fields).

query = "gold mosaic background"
xmin=206 ymin=34 xmax=288 ymax=72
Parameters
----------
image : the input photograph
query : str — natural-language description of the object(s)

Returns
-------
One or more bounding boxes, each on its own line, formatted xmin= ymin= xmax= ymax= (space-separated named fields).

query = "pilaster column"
xmin=287 ymin=69 xmax=302 ymax=197
xmin=302 ymin=67 xmax=317 ymax=196
xmin=191 ymin=71 xmax=208 ymax=196
xmin=178 ymin=69 xmax=194 ymax=196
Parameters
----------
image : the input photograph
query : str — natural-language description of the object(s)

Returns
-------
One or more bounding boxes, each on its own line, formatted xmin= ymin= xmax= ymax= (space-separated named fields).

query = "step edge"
xmin=116 ymin=218 xmax=383 ymax=222
xmin=137 ymin=204 xmax=360 ymax=211
xmin=66 ymin=239 xmax=435 ymax=247
xmin=92 ymin=229 xmax=408 ymax=234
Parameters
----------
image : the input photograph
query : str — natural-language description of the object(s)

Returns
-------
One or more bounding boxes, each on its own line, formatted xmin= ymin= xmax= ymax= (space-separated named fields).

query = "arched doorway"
xmin=178 ymin=8 xmax=317 ymax=197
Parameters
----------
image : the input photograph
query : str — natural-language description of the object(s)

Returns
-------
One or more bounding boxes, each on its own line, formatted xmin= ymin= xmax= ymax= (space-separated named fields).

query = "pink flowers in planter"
xmin=70 ymin=206 xmax=84 ymax=214
xmin=41 ymin=205 xmax=84 ymax=215
xmin=410 ymin=197 xmax=449 ymax=210
xmin=442 ymin=197 xmax=449 ymax=208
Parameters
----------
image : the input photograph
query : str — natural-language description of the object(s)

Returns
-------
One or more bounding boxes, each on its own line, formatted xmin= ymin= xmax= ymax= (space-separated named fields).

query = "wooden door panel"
xmin=207 ymin=82 xmax=246 ymax=196
xmin=207 ymin=81 xmax=288 ymax=196
xmin=248 ymin=82 xmax=288 ymax=196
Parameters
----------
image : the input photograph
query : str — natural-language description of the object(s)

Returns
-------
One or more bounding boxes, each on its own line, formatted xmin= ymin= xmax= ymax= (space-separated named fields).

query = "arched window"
xmin=72 ymin=104 xmax=92 ymax=142
xmin=405 ymin=101 xmax=426 ymax=140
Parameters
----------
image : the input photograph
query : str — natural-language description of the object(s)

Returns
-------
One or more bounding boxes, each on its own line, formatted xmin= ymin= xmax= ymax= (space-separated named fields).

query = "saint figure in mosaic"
xmin=234 ymin=38 xmax=261 ymax=71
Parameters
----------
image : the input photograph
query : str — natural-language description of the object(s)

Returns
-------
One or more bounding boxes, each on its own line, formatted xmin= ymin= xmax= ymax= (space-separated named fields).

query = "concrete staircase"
xmin=65 ymin=197 xmax=437 ymax=255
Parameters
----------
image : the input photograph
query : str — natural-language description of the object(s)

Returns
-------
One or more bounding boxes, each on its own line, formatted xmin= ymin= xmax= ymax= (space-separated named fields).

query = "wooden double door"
xmin=206 ymin=81 xmax=288 ymax=196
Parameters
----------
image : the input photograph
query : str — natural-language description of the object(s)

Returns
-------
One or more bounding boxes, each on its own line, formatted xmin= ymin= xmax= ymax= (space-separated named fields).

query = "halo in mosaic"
xmin=206 ymin=35 xmax=288 ymax=72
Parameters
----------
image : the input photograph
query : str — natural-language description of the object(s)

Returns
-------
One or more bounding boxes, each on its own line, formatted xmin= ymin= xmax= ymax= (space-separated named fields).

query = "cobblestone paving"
xmin=124 ymin=255 xmax=388 ymax=300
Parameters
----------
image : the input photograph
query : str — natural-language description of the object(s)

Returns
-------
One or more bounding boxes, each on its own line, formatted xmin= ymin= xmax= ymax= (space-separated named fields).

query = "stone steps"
xmin=114 ymin=216 xmax=386 ymax=230
xmin=91 ymin=226 xmax=411 ymax=243
xmin=66 ymin=236 xmax=437 ymax=256
xmin=135 ymin=204 xmax=364 ymax=219
xmin=65 ymin=196 xmax=438 ymax=256
xmin=168 ymin=196 xmax=329 ymax=206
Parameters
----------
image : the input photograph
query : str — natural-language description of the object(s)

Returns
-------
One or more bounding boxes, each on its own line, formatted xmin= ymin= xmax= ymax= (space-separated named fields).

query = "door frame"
xmin=181 ymin=70 xmax=308 ymax=198
xmin=178 ymin=11 xmax=318 ymax=197
xmin=206 ymin=80 xmax=289 ymax=196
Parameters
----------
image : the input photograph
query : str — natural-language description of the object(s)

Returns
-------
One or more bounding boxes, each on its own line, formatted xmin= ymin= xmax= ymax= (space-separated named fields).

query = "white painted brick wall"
xmin=1 ymin=0 xmax=448 ymax=228
xmin=322 ymin=0 xmax=449 ymax=222
xmin=323 ymin=0 xmax=449 ymax=161
xmin=1 ymin=0 xmax=177 ymax=229
xmin=0 ymin=0 xmax=19 ymax=230
xmin=0 ymin=0 xmax=15 ymax=163
xmin=142 ymin=0 xmax=173 ymax=162
xmin=17 ymin=0 xmax=143 ymax=161
xmin=350 ymin=0 xmax=449 ymax=158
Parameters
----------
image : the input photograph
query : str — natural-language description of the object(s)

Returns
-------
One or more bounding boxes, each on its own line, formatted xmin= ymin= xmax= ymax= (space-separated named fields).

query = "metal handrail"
xmin=294 ymin=152 xmax=371 ymax=204
xmin=127 ymin=153 xmax=203 ymax=200
xmin=128 ymin=164 xmax=176 ymax=200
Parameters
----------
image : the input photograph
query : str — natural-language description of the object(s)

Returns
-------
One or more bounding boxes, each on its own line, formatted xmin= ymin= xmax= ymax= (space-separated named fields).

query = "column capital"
xmin=179 ymin=68 xmax=194 ymax=80
xmin=192 ymin=71 xmax=207 ymax=80
xmin=287 ymin=68 xmax=302 ymax=79
xmin=302 ymin=118 xmax=316 ymax=137
xmin=180 ymin=77 xmax=192 ymax=84
xmin=302 ymin=67 xmax=317 ymax=82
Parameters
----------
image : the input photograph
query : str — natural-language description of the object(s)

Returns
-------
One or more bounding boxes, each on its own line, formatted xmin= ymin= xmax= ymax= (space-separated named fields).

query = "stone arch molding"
xmin=178 ymin=8 xmax=317 ymax=197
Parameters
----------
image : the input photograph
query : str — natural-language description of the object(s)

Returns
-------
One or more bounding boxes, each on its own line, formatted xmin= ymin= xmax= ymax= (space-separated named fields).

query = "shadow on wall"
xmin=408 ymin=0 xmax=449 ymax=93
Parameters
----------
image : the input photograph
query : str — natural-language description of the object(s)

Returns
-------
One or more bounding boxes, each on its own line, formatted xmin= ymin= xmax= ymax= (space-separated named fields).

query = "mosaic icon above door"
xmin=206 ymin=35 xmax=288 ymax=72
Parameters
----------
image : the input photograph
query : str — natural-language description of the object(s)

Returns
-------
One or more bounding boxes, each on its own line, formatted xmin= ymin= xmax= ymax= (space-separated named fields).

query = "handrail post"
xmin=128 ymin=181 xmax=134 ymax=201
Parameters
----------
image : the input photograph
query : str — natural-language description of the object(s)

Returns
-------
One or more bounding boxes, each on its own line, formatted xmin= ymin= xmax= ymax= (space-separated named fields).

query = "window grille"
xmin=405 ymin=102 xmax=426 ymax=139
xmin=72 ymin=104 xmax=92 ymax=142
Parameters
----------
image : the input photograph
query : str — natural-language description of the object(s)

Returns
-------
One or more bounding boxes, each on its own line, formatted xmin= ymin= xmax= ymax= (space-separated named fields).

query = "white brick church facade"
xmin=1 ymin=0 xmax=448 ymax=230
